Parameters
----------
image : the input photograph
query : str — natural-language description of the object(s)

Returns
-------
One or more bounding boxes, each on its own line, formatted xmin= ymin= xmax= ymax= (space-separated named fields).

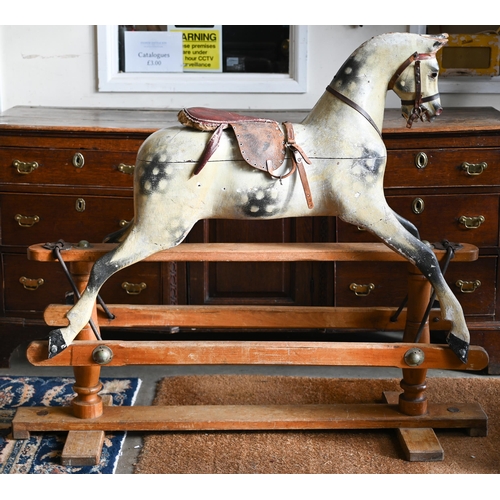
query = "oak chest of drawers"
xmin=1 ymin=106 xmax=500 ymax=373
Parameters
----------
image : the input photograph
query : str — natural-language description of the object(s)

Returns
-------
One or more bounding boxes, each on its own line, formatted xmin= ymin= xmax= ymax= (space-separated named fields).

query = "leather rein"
xmin=326 ymin=51 xmax=440 ymax=133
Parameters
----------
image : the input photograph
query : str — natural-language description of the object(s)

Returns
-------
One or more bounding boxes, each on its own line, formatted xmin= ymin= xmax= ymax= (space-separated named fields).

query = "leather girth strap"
xmin=282 ymin=121 xmax=314 ymax=209
xmin=178 ymin=107 xmax=314 ymax=209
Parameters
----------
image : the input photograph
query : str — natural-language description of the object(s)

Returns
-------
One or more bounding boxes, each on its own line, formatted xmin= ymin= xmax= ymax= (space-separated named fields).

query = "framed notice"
xmin=168 ymin=25 xmax=223 ymax=72
xmin=124 ymin=31 xmax=183 ymax=72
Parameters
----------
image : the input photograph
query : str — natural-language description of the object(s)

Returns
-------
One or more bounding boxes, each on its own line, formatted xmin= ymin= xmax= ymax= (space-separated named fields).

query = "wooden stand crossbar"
xmin=13 ymin=241 xmax=489 ymax=466
xmin=25 ymin=339 xmax=489 ymax=370
xmin=44 ymin=304 xmax=452 ymax=331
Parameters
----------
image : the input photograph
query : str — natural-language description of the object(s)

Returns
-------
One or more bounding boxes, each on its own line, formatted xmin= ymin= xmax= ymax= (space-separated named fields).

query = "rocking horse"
xmin=46 ymin=31 xmax=471 ymax=364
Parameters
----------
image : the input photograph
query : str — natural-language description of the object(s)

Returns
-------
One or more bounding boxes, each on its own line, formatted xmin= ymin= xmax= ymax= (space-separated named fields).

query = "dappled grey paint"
xmin=47 ymin=32 xmax=470 ymax=364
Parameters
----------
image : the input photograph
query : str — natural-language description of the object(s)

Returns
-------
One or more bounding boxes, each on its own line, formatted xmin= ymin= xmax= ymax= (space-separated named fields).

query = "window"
xmin=97 ymin=25 xmax=307 ymax=93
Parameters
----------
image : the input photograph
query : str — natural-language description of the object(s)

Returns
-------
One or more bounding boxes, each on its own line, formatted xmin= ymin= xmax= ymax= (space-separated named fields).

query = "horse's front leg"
xmin=47 ymin=225 xmax=183 ymax=358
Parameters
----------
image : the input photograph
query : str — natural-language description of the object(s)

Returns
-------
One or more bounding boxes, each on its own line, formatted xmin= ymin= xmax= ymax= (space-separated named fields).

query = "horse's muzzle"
xmin=402 ymin=102 xmax=442 ymax=128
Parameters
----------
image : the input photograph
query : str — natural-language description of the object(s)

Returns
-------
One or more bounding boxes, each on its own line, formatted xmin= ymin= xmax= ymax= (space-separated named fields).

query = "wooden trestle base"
xmin=13 ymin=242 xmax=489 ymax=466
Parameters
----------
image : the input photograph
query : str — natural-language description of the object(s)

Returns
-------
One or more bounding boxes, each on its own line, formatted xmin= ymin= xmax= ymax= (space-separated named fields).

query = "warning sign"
xmin=168 ymin=25 xmax=222 ymax=72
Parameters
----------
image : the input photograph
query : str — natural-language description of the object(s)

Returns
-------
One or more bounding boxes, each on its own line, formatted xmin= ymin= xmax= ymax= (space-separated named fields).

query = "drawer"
xmin=99 ymin=262 xmax=163 ymax=306
xmin=3 ymin=253 xmax=69 ymax=316
xmin=2 ymin=253 xmax=163 ymax=315
xmin=385 ymin=148 xmax=500 ymax=188
xmin=335 ymin=256 xmax=496 ymax=317
xmin=337 ymin=193 xmax=499 ymax=248
xmin=445 ymin=258 xmax=497 ymax=316
xmin=0 ymin=193 xmax=134 ymax=246
xmin=0 ymin=147 xmax=136 ymax=188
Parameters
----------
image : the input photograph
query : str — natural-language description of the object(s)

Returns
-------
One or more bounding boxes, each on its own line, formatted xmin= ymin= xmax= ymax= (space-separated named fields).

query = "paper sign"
xmin=125 ymin=31 xmax=183 ymax=72
xmin=168 ymin=25 xmax=222 ymax=72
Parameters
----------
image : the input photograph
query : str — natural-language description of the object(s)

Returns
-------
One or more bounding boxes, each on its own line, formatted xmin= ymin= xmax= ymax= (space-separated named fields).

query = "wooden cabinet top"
xmin=1 ymin=106 xmax=499 ymax=149
xmin=0 ymin=105 xmax=499 ymax=132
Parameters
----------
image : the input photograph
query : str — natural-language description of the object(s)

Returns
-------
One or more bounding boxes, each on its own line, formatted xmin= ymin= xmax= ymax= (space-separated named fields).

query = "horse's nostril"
xmin=435 ymin=107 xmax=443 ymax=116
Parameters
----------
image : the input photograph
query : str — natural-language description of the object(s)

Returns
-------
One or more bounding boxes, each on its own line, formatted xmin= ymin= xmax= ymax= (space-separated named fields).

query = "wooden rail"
xmin=28 ymin=241 xmax=479 ymax=263
xmin=13 ymin=240 xmax=489 ymax=465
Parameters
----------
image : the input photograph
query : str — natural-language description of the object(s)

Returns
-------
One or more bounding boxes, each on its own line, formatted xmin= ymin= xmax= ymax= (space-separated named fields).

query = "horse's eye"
xmin=430 ymin=72 xmax=438 ymax=79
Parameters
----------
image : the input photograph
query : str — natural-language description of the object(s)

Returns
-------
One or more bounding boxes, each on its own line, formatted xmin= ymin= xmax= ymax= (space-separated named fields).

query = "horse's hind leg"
xmin=47 ymin=225 xmax=182 ymax=357
xmin=392 ymin=210 xmax=420 ymax=240
xmin=102 ymin=218 xmax=134 ymax=243
xmin=345 ymin=205 xmax=469 ymax=363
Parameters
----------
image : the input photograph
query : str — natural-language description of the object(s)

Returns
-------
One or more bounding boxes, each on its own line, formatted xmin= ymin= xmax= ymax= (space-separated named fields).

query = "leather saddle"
xmin=178 ymin=107 xmax=314 ymax=209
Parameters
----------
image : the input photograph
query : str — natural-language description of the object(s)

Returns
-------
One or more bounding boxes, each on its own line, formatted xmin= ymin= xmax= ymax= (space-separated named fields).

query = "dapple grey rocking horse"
xmin=47 ymin=32 xmax=470 ymax=364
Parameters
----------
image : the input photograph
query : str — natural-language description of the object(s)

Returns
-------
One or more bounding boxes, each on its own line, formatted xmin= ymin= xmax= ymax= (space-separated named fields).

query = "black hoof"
xmin=446 ymin=332 xmax=469 ymax=364
xmin=48 ymin=329 xmax=68 ymax=358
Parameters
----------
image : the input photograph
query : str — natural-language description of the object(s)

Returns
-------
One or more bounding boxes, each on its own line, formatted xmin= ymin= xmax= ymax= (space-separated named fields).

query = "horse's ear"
xmin=430 ymin=33 xmax=449 ymax=52
xmin=421 ymin=33 xmax=448 ymax=53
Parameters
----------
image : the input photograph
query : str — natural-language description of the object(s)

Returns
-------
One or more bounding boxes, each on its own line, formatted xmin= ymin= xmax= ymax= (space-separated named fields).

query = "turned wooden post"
xmin=68 ymin=261 xmax=103 ymax=419
xmin=399 ymin=262 xmax=432 ymax=416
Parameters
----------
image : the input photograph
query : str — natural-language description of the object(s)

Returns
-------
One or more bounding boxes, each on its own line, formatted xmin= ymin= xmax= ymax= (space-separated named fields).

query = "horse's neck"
xmin=303 ymin=44 xmax=400 ymax=132
xmin=303 ymin=79 xmax=387 ymax=134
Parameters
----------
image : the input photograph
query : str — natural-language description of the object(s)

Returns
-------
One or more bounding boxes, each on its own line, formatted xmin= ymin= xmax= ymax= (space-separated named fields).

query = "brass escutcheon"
xmin=72 ymin=152 xmax=85 ymax=168
xmin=75 ymin=198 xmax=86 ymax=212
xmin=349 ymin=282 xmax=375 ymax=296
xmin=411 ymin=197 xmax=425 ymax=214
xmin=459 ymin=215 xmax=485 ymax=229
xmin=15 ymin=214 xmax=40 ymax=227
xmin=414 ymin=152 xmax=428 ymax=169
xmin=461 ymin=161 xmax=487 ymax=176
xmin=118 ymin=163 xmax=135 ymax=175
xmin=13 ymin=159 xmax=38 ymax=174
xmin=122 ymin=281 xmax=147 ymax=295
xmin=19 ymin=276 xmax=44 ymax=291
xmin=455 ymin=279 xmax=481 ymax=293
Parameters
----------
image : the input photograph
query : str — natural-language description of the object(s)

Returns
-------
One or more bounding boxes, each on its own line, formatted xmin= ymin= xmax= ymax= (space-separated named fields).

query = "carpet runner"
xmin=135 ymin=375 xmax=499 ymax=474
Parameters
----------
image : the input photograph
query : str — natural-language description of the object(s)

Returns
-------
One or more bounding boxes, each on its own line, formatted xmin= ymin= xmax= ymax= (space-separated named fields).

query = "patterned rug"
xmin=0 ymin=376 xmax=141 ymax=474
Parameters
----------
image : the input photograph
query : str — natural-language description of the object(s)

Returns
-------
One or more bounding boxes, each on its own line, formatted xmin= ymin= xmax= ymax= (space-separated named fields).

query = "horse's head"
xmin=390 ymin=34 xmax=448 ymax=128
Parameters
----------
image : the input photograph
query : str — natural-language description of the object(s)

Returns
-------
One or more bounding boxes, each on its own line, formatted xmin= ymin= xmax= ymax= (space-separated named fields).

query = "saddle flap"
xmin=230 ymin=121 xmax=285 ymax=172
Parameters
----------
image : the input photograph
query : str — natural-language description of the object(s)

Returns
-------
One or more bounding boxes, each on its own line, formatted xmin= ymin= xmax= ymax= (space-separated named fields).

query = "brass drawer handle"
xmin=13 ymin=159 xmax=39 ymax=175
xmin=19 ymin=276 xmax=44 ymax=291
xmin=461 ymin=161 xmax=487 ymax=176
xmin=121 ymin=281 xmax=147 ymax=295
xmin=72 ymin=152 xmax=85 ymax=168
xmin=459 ymin=215 xmax=485 ymax=229
xmin=414 ymin=152 xmax=428 ymax=169
xmin=15 ymin=214 xmax=40 ymax=227
xmin=455 ymin=279 xmax=481 ymax=294
xmin=349 ymin=283 xmax=375 ymax=297
xmin=118 ymin=163 xmax=135 ymax=175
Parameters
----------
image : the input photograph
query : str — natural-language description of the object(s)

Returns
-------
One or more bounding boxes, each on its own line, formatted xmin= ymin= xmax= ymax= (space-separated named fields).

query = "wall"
xmin=1 ymin=25 xmax=499 ymax=113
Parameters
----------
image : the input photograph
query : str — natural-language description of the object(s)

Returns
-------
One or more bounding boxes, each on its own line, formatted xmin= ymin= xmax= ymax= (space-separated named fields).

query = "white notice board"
xmin=125 ymin=31 xmax=183 ymax=72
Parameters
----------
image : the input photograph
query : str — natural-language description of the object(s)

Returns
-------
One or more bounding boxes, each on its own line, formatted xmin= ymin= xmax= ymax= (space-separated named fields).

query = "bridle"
xmin=389 ymin=51 xmax=441 ymax=127
xmin=326 ymin=50 xmax=441 ymax=133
